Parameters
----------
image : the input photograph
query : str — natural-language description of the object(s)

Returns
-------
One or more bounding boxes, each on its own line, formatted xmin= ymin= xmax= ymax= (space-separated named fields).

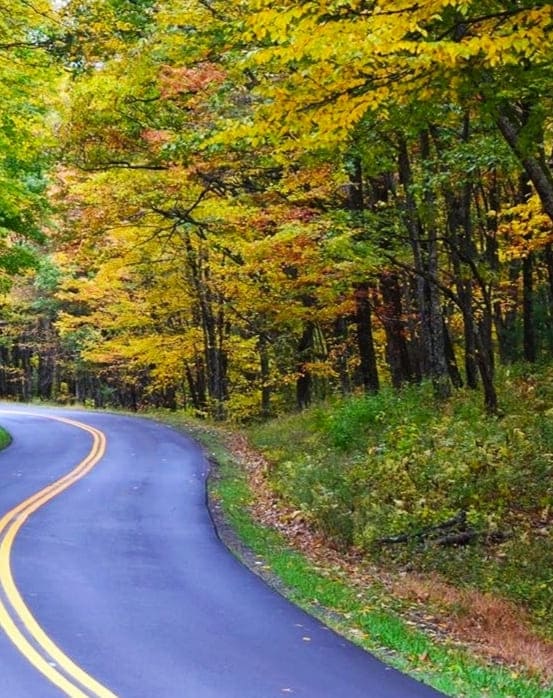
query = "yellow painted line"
xmin=0 ymin=412 xmax=118 ymax=697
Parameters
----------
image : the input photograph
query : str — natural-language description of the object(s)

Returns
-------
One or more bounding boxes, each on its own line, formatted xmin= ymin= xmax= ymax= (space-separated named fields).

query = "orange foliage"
xmin=159 ymin=62 xmax=226 ymax=98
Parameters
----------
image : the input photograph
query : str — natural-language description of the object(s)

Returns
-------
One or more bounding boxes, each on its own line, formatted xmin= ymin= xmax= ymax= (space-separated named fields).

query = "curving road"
xmin=0 ymin=405 xmax=447 ymax=697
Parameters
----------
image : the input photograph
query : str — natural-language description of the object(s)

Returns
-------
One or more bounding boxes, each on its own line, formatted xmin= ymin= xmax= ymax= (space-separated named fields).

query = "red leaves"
xmin=159 ymin=62 xmax=226 ymax=98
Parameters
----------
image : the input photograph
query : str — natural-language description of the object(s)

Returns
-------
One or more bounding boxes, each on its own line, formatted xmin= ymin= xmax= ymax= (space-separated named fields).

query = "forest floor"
xmin=221 ymin=432 xmax=553 ymax=683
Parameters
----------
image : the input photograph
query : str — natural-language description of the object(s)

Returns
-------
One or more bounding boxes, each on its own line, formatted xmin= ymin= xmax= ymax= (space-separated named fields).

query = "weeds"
xmin=206 ymin=434 xmax=550 ymax=698
xmin=0 ymin=426 xmax=11 ymax=451
xmin=249 ymin=367 xmax=553 ymax=635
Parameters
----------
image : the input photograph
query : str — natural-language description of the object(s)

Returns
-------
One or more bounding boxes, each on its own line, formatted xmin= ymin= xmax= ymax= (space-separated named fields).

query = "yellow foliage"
xmin=499 ymin=195 xmax=553 ymax=261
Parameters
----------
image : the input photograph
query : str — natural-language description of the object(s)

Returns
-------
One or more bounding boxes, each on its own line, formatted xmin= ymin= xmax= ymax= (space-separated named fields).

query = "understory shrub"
xmin=250 ymin=365 xmax=553 ymax=627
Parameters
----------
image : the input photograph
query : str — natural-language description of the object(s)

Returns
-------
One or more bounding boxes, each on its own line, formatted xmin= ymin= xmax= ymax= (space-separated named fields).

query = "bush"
xmin=249 ymin=366 xmax=553 ymax=629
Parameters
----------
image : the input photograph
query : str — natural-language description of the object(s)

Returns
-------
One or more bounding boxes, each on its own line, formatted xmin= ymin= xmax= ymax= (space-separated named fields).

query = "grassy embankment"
xmin=0 ymin=426 xmax=11 ymax=450
xmin=173 ymin=363 xmax=552 ymax=698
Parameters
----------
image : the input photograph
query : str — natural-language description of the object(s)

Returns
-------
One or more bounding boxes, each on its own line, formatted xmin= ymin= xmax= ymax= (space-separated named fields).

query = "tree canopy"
xmin=0 ymin=0 xmax=552 ymax=418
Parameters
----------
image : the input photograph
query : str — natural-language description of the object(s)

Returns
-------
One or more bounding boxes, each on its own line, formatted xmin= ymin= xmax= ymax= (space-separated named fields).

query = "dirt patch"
xmin=223 ymin=432 xmax=553 ymax=683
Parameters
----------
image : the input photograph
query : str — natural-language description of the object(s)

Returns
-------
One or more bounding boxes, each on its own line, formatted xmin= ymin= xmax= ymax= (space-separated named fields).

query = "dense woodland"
xmin=2 ymin=1 xmax=553 ymax=420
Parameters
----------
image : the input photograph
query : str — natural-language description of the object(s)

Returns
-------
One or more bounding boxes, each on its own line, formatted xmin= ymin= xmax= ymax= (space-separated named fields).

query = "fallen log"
xmin=377 ymin=511 xmax=511 ymax=548
xmin=377 ymin=511 xmax=467 ymax=546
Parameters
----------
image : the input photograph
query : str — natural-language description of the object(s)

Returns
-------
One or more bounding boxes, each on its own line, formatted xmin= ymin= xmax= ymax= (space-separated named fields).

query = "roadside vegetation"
xmin=208 ymin=452 xmax=549 ymax=698
xmin=168 ymin=363 xmax=553 ymax=698
xmin=250 ymin=366 xmax=553 ymax=638
xmin=0 ymin=427 xmax=11 ymax=451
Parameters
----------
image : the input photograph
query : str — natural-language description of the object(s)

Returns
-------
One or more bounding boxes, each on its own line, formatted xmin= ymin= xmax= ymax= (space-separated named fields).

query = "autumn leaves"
xmin=1 ymin=1 xmax=553 ymax=417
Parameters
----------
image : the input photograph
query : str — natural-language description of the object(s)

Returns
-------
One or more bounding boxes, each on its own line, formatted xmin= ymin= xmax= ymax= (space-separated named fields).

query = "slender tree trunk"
xmin=346 ymin=153 xmax=379 ymax=394
xmin=434 ymin=118 xmax=480 ymax=390
xmin=354 ymin=284 xmax=379 ymax=393
xmin=185 ymin=355 xmax=208 ymax=415
xmin=398 ymin=135 xmax=450 ymax=397
xmin=420 ymin=131 xmax=452 ymax=398
xmin=380 ymin=272 xmax=413 ymax=389
xmin=398 ymin=138 xmax=431 ymax=379
xmin=474 ymin=328 xmax=498 ymax=414
xmin=296 ymin=321 xmax=314 ymax=409
xmin=442 ymin=318 xmax=463 ymax=388
xmin=404 ymin=279 xmax=423 ymax=385
xmin=185 ymin=234 xmax=227 ymax=419
xmin=494 ymin=296 xmax=519 ymax=364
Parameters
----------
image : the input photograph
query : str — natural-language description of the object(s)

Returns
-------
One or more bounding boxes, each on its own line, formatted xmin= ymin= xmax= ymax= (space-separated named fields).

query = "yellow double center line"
xmin=0 ymin=412 xmax=118 ymax=697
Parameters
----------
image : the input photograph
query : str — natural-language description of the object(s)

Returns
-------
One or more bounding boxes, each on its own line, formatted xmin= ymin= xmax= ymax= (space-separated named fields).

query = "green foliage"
xmin=0 ymin=426 xmax=11 ymax=451
xmin=0 ymin=1 xmax=57 ymax=293
xmin=250 ymin=367 xmax=553 ymax=633
xmin=180 ymin=415 xmax=549 ymax=698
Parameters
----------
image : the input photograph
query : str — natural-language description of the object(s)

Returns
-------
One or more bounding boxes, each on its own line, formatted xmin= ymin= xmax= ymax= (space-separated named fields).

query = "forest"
xmin=1 ymin=2 xmax=553 ymax=692
xmin=1 ymin=0 xmax=553 ymax=421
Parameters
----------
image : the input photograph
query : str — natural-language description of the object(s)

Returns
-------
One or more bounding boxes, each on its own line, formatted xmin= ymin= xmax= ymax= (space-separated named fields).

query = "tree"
xmin=4 ymin=0 xmax=553 ymax=418
xmin=0 ymin=1 xmax=58 ymax=287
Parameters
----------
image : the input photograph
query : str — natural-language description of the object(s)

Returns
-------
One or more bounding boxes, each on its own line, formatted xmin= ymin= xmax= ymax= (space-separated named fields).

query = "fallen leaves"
xmin=223 ymin=431 xmax=553 ymax=683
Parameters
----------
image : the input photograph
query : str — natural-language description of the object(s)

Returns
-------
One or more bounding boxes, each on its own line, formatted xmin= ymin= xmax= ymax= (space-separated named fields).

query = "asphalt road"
xmin=0 ymin=405 xmax=447 ymax=697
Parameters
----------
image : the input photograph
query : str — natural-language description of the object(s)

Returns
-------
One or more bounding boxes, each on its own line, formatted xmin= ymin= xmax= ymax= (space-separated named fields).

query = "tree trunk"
xmin=442 ymin=318 xmax=463 ymax=388
xmin=296 ymin=321 xmax=314 ymax=409
xmin=398 ymin=134 xmax=450 ymax=397
xmin=434 ymin=118 xmax=480 ymax=390
xmin=494 ymin=291 xmax=519 ymax=365
xmin=496 ymin=110 xmax=553 ymax=224
xmin=474 ymin=328 xmax=498 ymax=414
xmin=354 ymin=284 xmax=379 ymax=393
xmin=184 ymin=234 xmax=227 ymax=420
xmin=379 ymin=272 xmax=413 ymax=389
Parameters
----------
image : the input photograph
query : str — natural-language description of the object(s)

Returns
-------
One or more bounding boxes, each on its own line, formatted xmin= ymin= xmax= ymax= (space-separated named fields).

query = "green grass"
xmin=204 ymin=440 xmax=548 ymax=698
xmin=0 ymin=426 xmax=12 ymax=451
xmin=249 ymin=369 xmax=553 ymax=636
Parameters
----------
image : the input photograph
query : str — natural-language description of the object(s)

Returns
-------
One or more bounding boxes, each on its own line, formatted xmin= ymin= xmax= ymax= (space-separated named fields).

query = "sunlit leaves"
xmin=239 ymin=1 xmax=553 ymax=150
xmin=0 ymin=1 xmax=59 ymax=285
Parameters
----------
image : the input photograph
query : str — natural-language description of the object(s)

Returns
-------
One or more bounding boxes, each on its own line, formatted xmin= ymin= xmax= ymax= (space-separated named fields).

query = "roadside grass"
xmin=249 ymin=367 xmax=553 ymax=640
xmin=0 ymin=426 xmax=11 ymax=450
xmin=203 ymin=435 xmax=548 ymax=698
